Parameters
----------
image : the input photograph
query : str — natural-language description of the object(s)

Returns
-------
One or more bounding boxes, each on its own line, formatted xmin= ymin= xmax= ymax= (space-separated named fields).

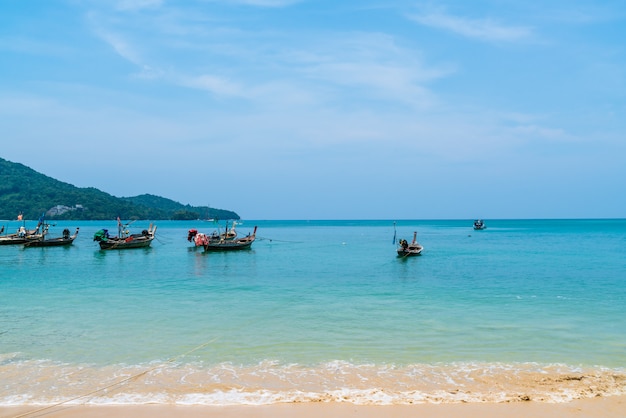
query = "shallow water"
xmin=1 ymin=219 xmax=625 ymax=404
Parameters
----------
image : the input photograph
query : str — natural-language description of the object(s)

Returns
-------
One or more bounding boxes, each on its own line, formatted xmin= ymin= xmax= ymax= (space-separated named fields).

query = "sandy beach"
xmin=2 ymin=396 xmax=626 ymax=418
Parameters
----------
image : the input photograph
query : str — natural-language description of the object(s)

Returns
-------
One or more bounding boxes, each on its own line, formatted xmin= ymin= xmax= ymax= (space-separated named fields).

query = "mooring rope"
xmin=11 ymin=294 xmax=296 ymax=418
xmin=11 ymin=336 xmax=220 ymax=418
xmin=256 ymin=236 xmax=303 ymax=243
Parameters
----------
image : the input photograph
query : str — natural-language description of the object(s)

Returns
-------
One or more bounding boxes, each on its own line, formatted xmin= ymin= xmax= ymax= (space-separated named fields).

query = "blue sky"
xmin=1 ymin=0 xmax=625 ymax=220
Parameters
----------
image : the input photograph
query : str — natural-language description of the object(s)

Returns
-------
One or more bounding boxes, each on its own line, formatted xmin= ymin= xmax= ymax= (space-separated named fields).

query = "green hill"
xmin=123 ymin=194 xmax=238 ymax=221
xmin=0 ymin=157 xmax=239 ymax=221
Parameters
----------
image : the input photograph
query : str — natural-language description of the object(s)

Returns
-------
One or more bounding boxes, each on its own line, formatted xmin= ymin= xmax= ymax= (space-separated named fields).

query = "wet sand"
xmin=2 ymin=396 xmax=625 ymax=418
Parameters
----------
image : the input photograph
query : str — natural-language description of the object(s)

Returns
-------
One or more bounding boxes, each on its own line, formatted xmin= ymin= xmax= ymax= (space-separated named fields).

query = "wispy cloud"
xmin=408 ymin=10 xmax=533 ymax=42
xmin=87 ymin=10 xmax=165 ymax=79
xmin=221 ymin=0 xmax=301 ymax=7
xmin=80 ymin=2 xmax=583 ymax=156
xmin=92 ymin=10 xmax=448 ymax=110
xmin=528 ymin=2 xmax=626 ymax=25
xmin=90 ymin=22 xmax=142 ymax=66
xmin=178 ymin=74 xmax=247 ymax=97
xmin=294 ymin=33 xmax=452 ymax=109
xmin=114 ymin=0 xmax=163 ymax=11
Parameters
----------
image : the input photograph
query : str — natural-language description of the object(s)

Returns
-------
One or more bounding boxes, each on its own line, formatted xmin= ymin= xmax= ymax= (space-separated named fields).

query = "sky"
xmin=1 ymin=0 xmax=625 ymax=220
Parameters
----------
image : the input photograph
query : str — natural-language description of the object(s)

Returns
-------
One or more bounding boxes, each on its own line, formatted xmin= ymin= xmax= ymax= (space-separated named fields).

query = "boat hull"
xmin=98 ymin=236 xmax=154 ymax=250
xmin=0 ymin=229 xmax=43 ymax=245
xmin=397 ymin=248 xmax=423 ymax=257
xmin=24 ymin=237 xmax=76 ymax=247
xmin=94 ymin=224 xmax=157 ymax=250
xmin=24 ymin=228 xmax=79 ymax=247
xmin=202 ymin=226 xmax=257 ymax=252
xmin=0 ymin=236 xmax=39 ymax=245
xmin=203 ymin=238 xmax=255 ymax=252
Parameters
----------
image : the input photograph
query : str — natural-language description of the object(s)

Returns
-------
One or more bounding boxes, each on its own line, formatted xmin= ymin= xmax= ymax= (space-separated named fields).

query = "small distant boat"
xmin=397 ymin=231 xmax=423 ymax=257
xmin=24 ymin=227 xmax=79 ymax=247
xmin=473 ymin=219 xmax=487 ymax=230
xmin=93 ymin=218 xmax=157 ymax=250
xmin=203 ymin=226 xmax=257 ymax=252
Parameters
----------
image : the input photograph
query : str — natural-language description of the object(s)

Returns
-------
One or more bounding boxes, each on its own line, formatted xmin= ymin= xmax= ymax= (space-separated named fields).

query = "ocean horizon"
xmin=1 ymin=219 xmax=625 ymax=405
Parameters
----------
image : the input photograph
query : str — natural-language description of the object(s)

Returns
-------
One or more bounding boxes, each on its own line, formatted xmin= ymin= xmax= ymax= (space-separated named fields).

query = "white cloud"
xmin=178 ymin=74 xmax=247 ymax=97
xmin=512 ymin=124 xmax=571 ymax=142
xmin=304 ymin=60 xmax=439 ymax=108
xmin=282 ymin=33 xmax=453 ymax=109
xmin=83 ymin=3 xmax=451 ymax=112
xmin=91 ymin=25 xmax=143 ymax=66
xmin=409 ymin=11 xmax=533 ymax=42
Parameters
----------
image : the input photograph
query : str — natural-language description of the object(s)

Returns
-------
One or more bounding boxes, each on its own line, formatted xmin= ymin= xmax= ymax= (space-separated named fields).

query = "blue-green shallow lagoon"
xmin=1 ymin=219 xmax=625 ymax=405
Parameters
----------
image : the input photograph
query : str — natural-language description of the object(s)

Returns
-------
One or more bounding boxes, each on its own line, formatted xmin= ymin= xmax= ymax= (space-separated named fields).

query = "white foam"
xmin=2 ymin=360 xmax=625 ymax=406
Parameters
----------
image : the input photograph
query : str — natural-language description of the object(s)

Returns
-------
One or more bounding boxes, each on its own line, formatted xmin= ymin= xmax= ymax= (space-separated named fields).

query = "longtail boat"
xmin=0 ymin=218 xmax=43 ymax=245
xmin=187 ymin=221 xmax=238 ymax=248
xmin=94 ymin=219 xmax=157 ymax=250
xmin=25 ymin=227 xmax=79 ymax=247
xmin=203 ymin=226 xmax=257 ymax=252
xmin=397 ymin=231 xmax=423 ymax=257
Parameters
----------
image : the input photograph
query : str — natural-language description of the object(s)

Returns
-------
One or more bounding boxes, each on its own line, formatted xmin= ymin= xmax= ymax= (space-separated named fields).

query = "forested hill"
xmin=0 ymin=157 xmax=239 ymax=221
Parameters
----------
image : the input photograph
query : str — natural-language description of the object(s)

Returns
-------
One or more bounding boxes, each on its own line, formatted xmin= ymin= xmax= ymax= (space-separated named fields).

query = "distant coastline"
xmin=0 ymin=157 xmax=239 ymax=221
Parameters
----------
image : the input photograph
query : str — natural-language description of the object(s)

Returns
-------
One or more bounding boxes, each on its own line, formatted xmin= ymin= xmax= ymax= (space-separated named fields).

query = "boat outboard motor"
xmin=93 ymin=229 xmax=109 ymax=242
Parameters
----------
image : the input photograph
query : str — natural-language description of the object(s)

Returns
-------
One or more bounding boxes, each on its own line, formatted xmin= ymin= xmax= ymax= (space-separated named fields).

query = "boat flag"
xmin=17 ymin=213 xmax=23 ymax=221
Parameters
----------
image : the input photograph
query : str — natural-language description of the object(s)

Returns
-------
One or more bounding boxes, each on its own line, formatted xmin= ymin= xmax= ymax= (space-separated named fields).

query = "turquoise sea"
xmin=1 ymin=219 xmax=625 ymax=405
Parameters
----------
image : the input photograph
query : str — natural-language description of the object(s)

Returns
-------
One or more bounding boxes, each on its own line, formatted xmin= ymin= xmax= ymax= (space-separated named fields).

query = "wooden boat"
xmin=473 ymin=219 xmax=486 ymax=230
xmin=187 ymin=221 xmax=239 ymax=248
xmin=93 ymin=220 xmax=157 ymax=250
xmin=203 ymin=226 xmax=257 ymax=252
xmin=397 ymin=231 xmax=423 ymax=257
xmin=0 ymin=223 xmax=42 ymax=245
xmin=24 ymin=227 xmax=79 ymax=247
xmin=0 ymin=232 xmax=41 ymax=245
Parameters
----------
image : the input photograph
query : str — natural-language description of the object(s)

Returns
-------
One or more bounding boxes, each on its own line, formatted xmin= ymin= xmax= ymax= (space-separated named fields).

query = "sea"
xmin=1 ymin=219 xmax=625 ymax=406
